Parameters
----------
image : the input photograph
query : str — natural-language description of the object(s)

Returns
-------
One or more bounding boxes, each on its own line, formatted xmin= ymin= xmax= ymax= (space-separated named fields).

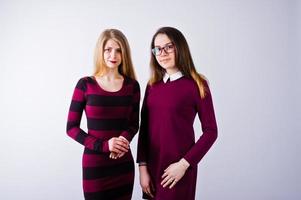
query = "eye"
xmin=116 ymin=48 xmax=122 ymax=53
xmin=167 ymin=44 xmax=174 ymax=49
xmin=164 ymin=43 xmax=174 ymax=51
xmin=104 ymin=48 xmax=112 ymax=53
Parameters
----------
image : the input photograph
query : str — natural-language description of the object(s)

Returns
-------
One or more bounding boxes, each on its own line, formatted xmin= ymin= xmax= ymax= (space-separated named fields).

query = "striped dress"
xmin=67 ymin=76 xmax=140 ymax=200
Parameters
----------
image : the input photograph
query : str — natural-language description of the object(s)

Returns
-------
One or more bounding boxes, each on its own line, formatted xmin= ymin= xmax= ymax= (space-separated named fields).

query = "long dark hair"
xmin=149 ymin=27 xmax=207 ymax=98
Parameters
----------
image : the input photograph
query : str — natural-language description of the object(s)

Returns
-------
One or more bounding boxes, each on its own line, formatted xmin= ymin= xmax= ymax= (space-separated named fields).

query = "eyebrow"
xmin=154 ymin=42 xmax=173 ymax=48
xmin=104 ymin=47 xmax=121 ymax=50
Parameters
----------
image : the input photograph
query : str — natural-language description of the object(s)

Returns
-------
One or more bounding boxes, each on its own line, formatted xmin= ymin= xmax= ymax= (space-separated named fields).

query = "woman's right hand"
xmin=108 ymin=137 xmax=129 ymax=154
xmin=139 ymin=165 xmax=155 ymax=198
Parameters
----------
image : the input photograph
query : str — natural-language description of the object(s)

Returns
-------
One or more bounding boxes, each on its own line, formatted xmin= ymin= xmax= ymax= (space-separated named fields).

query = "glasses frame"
xmin=152 ymin=42 xmax=175 ymax=56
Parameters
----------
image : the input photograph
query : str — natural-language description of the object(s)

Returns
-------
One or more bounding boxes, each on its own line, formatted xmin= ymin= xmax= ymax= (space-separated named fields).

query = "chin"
xmin=106 ymin=64 xmax=119 ymax=69
xmin=161 ymin=65 xmax=173 ymax=70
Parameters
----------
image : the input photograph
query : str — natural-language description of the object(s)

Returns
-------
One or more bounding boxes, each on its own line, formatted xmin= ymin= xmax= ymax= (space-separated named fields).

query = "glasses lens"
xmin=165 ymin=44 xmax=174 ymax=53
xmin=152 ymin=47 xmax=160 ymax=56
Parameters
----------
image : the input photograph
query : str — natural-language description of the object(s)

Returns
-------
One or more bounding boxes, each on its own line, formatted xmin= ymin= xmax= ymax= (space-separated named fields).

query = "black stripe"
xmin=83 ymin=161 xmax=134 ymax=180
xmin=132 ymin=102 xmax=139 ymax=112
xmin=70 ymin=100 xmax=85 ymax=112
xmin=76 ymin=78 xmax=87 ymax=91
xmin=66 ymin=121 xmax=80 ymax=131
xmin=133 ymin=81 xmax=140 ymax=93
xmin=75 ymin=130 xmax=87 ymax=144
xmin=87 ymin=118 xmax=127 ymax=131
xmin=86 ymin=95 xmax=132 ymax=106
xmin=84 ymin=183 xmax=133 ymax=200
xmin=84 ymin=148 xmax=102 ymax=155
xmin=93 ymin=140 xmax=102 ymax=152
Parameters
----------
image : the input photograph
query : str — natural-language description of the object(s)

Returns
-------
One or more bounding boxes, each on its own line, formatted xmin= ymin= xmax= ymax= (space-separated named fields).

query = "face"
xmin=103 ymin=39 xmax=122 ymax=69
xmin=153 ymin=33 xmax=176 ymax=70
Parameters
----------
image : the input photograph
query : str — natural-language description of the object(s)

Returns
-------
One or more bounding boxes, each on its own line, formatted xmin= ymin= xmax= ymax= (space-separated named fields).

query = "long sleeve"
xmin=120 ymin=80 xmax=141 ymax=142
xmin=66 ymin=78 xmax=105 ymax=152
xmin=136 ymin=85 xmax=150 ymax=163
xmin=183 ymin=81 xmax=218 ymax=167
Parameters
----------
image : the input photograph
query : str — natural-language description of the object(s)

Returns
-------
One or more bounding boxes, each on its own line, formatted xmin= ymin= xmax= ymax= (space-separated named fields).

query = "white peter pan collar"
xmin=163 ymin=71 xmax=184 ymax=83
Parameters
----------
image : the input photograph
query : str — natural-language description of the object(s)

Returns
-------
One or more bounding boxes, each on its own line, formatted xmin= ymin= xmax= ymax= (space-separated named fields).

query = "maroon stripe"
xmin=82 ymin=152 xmax=132 ymax=167
xmin=83 ymin=172 xmax=134 ymax=193
xmin=84 ymin=136 xmax=98 ymax=147
xmin=85 ymin=105 xmax=129 ymax=119
xmin=72 ymin=88 xmax=85 ymax=101
xmin=68 ymin=111 xmax=81 ymax=121
xmin=67 ymin=127 xmax=79 ymax=138
xmin=88 ymin=129 xmax=120 ymax=139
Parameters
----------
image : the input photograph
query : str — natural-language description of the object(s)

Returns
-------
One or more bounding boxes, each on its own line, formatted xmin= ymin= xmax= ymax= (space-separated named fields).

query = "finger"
xmin=119 ymin=137 xmax=129 ymax=145
xmin=113 ymin=144 xmax=128 ymax=153
xmin=111 ymin=148 xmax=123 ymax=154
xmin=149 ymin=183 xmax=155 ymax=197
xmin=161 ymin=176 xmax=169 ymax=186
xmin=143 ymin=187 xmax=149 ymax=195
xmin=115 ymin=141 xmax=129 ymax=150
xmin=164 ymin=164 xmax=171 ymax=172
xmin=117 ymin=144 xmax=129 ymax=151
xmin=145 ymin=187 xmax=154 ymax=198
xmin=148 ymin=190 xmax=154 ymax=198
xmin=161 ymin=176 xmax=172 ymax=185
xmin=169 ymin=179 xmax=177 ymax=189
xmin=161 ymin=171 xmax=168 ymax=179
xmin=114 ymin=145 xmax=129 ymax=153
xmin=116 ymin=141 xmax=129 ymax=150
xmin=118 ymin=153 xmax=125 ymax=158
xmin=162 ymin=178 xmax=173 ymax=188
xmin=110 ymin=152 xmax=117 ymax=158
xmin=145 ymin=187 xmax=151 ymax=195
xmin=150 ymin=181 xmax=155 ymax=193
xmin=116 ymin=139 xmax=129 ymax=146
xmin=161 ymin=176 xmax=173 ymax=187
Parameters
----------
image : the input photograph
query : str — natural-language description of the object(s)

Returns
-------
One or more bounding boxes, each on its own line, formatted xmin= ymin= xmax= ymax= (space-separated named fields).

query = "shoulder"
xmin=124 ymin=76 xmax=138 ymax=84
xmin=75 ymin=76 xmax=94 ymax=90
xmin=182 ymin=76 xmax=211 ymax=98
xmin=182 ymin=75 xmax=208 ymax=86
xmin=124 ymin=76 xmax=140 ymax=87
xmin=180 ymin=77 xmax=199 ymax=90
xmin=124 ymin=76 xmax=140 ymax=93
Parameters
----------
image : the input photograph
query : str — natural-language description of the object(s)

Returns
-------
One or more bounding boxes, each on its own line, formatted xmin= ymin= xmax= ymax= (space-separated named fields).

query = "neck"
xmin=97 ymin=68 xmax=122 ymax=81
xmin=165 ymin=67 xmax=180 ymax=75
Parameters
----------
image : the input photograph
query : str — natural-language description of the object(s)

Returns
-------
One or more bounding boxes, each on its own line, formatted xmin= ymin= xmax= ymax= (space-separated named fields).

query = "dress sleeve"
xmin=120 ymin=80 xmax=141 ymax=142
xmin=66 ymin=78 xmax=107 ymax=152
xmin=136 ymin=85 xmax=150 ymax=163
xmin=183 ymin=80 xmax=218 ymax=167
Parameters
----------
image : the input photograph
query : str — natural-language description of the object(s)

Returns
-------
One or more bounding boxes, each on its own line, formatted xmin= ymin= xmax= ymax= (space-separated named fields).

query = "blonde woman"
xmin=67 ymin=29 xmax=140 ymax=200
xmin=137 ymin=27 xmax=218 ymax=199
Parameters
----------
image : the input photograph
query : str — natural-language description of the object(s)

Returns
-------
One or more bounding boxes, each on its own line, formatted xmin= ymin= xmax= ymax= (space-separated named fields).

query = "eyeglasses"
xmin=151 ymin=43 xmax=175 ymax=56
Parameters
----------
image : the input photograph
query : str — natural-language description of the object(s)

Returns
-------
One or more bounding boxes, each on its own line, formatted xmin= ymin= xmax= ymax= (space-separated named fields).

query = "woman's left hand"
xmin=109 ymin=152 xmax=125 ymax=159
xmin=109 ymin=136 xmax=129 ymax=159
xmin=161 ymin=158 xmax=190 ymax=189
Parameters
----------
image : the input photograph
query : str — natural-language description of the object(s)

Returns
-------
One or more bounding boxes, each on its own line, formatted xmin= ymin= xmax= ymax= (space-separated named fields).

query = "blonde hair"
xmin=149 ymin=27 xmax=207 ymax=98
xmin=93 ymin=29 xmax=136 ymax=80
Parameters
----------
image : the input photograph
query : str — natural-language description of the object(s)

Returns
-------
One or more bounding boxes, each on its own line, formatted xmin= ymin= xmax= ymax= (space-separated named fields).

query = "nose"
xmin=160 ymin=49 xmax=168 ymax=56
xmin=110 ymin=49 xmax=118 ymax=58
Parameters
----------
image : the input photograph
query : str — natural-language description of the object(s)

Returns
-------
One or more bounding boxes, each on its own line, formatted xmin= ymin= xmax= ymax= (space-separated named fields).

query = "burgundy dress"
xmin=137 ymin=77 xmax=217 ymax=200
xmin=67 ymin=76 xmax=140 ymax=200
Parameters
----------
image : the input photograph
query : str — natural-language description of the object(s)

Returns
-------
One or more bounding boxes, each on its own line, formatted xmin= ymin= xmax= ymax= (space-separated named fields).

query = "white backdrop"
xmin=0 ymin=0 xmax=300 ymax=199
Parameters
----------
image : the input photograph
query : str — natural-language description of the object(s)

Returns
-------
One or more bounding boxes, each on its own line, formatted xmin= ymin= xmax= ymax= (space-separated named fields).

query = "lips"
xmin=109 ymin=60 xmax=117 ymax=64
xmin=160 ymin=59 xmax=170 ymax=63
